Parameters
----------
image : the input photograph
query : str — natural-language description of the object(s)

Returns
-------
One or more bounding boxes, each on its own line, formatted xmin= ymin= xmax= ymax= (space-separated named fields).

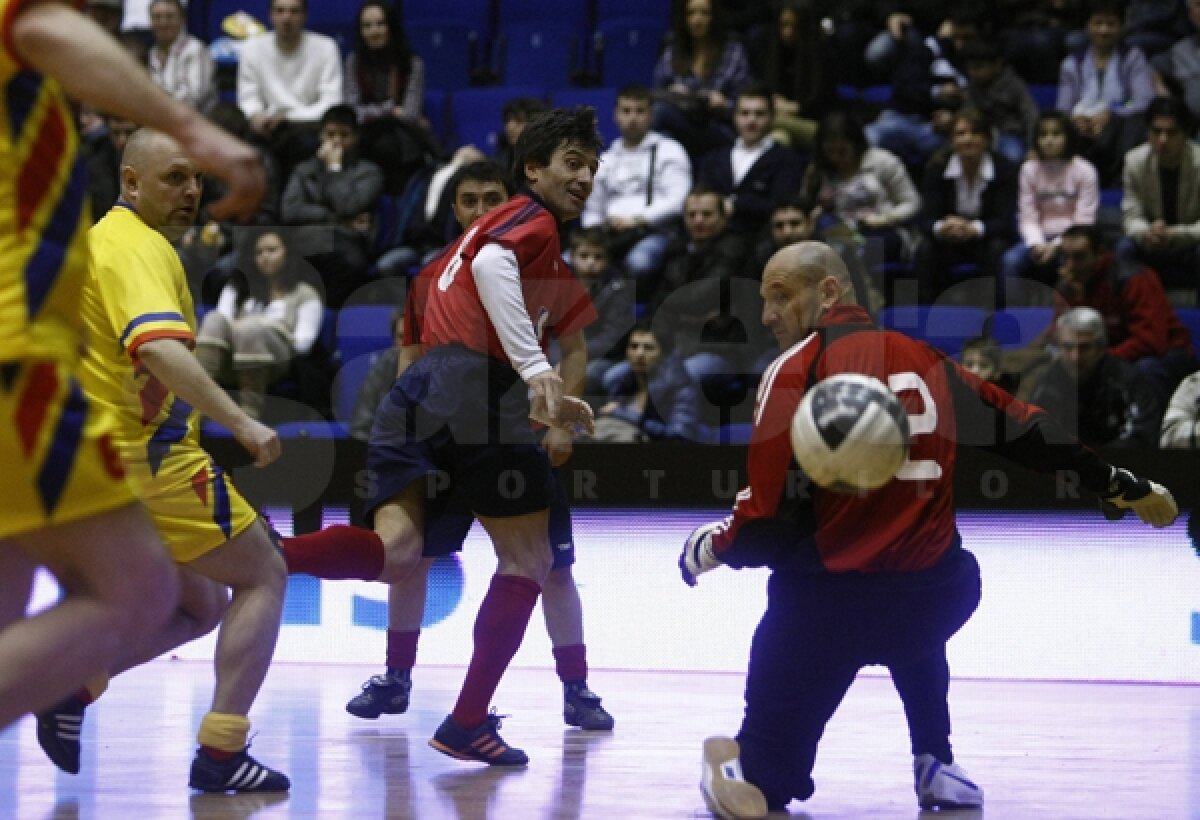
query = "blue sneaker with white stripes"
xmin=913 ymin=753 xmax=983 ymax=809
xmin=36 ymin=694 xmax=87 ymax=774
xmin=188 ymin=747 xmax=290 ymax=793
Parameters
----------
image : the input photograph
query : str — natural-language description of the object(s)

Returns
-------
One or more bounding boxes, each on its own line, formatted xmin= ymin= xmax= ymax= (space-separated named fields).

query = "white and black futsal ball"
xmin=790 ymin=373 xmax=911 ymax=493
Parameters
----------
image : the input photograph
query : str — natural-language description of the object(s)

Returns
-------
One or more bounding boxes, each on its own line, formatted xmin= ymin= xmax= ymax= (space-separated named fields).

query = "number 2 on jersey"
xmin=887 ymin=372 xmax=943 ymax=482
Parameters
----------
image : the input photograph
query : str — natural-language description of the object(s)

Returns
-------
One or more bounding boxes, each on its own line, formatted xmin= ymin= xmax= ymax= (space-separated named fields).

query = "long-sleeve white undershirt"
xmin=471 ymin=242 xmax=552 ymax=382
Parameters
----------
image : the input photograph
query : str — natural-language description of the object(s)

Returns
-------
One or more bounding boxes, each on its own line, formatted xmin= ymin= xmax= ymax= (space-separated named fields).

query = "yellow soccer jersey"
xmin=0 ymin=0 xmax=93 ymax=365
xmin=80 ymin=205 xmax=201 ymax=476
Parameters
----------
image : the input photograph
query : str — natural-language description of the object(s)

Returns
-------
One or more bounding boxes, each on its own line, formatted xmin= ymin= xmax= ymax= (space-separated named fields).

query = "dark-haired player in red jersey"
xmin=355 ymin=107 xmax=602 ymax=766
xmin=680 ymin=241 xmax=1179 ymax=819
xmin=345 ymin=160 xmax=613 ymax=733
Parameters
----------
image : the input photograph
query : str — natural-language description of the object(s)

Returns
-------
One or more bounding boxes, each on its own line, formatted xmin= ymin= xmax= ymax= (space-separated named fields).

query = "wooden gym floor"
xmin=1 ymin=660 xmax=1197 ymax=819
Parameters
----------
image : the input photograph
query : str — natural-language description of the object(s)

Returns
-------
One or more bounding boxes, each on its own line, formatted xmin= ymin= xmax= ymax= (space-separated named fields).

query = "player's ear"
xmin=119 ymin=165 xmax=138 ymax=202
xmin=523 ymin=160 xmax=541 ymax=187
xmin=818 ymin=275 xmax=841 ymax=308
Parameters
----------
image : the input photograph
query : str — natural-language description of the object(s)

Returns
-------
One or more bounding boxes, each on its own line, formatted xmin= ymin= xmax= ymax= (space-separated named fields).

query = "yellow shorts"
xmin=127 ymin=446 xmax=258 ymax=563
xmin=0 ymin=360 xmax=136 ymax=539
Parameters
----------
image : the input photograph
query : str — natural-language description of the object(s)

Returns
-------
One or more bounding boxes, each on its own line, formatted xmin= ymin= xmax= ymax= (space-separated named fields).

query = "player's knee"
xmin=111 ymin=547 xmax=180 ymax=638
xmin=179 ymin=575 xmax=229 ymax=637
xmin=498 ymin=542 xmax=553 ymax=583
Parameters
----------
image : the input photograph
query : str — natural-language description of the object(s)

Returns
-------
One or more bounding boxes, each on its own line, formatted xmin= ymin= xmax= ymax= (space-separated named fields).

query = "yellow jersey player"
xmin=34 ymin=129 xmax=290 ymax=793
xmin=0 ymin=0 xmax=263 ymax=733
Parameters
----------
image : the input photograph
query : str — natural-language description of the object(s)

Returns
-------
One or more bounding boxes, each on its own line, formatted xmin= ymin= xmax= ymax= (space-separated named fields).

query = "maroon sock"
xmin=386 ymin=629 xmax=420 ymax=671
xmin=552 ymin=644 xmax=587 ymax=685
xmin=75 ymin=687 xmax=95 ymax=705
xmin=450 ymin=574 xmax=541 ymax=729
xmin=282 ymin=525 xmax=386 ymax=580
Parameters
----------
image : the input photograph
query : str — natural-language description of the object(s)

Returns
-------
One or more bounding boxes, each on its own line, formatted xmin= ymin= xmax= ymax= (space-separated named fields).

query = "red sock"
xmin=553 ymin=644 xmax=587 ymax=685
xmin=386 ymin=629 xmax=420 ymax=671
xmin=282 ymin=525 xmax=385 ymax=580
xmin=201 ymin=746 xmax=236 ymax=762
xmin=450 ymin=574 xmax=541 ymax=729
xmin=75 ymin=687 xmax=95 ymax=705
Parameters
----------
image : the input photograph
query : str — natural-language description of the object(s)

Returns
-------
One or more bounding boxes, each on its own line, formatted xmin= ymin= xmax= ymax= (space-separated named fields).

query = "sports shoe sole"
xmin=427 ymin=737 xmax=528 ymax=766
xmin=700 ymin=737 xmax=767 ymax=820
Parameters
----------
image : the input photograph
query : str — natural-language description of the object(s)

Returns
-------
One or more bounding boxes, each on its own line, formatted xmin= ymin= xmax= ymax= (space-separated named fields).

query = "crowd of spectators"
xmin=78 ymin=0 xmax=1200 ymax=448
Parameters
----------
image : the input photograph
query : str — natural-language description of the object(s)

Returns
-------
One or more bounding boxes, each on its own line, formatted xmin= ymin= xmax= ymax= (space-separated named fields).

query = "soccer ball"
xmin=790 ymin=373 xmax=911 ymax=493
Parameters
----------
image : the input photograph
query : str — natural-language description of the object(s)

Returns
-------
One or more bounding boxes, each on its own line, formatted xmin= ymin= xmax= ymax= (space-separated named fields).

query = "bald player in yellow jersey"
xmin=34 ymin=129 xmax=290 ymax=793
xmin=0 ymin=0 xmax=263 ymax=733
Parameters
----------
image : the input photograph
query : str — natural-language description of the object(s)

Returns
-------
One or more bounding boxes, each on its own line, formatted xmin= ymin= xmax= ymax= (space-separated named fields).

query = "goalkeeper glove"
xmin=680 ymin=521 xmax=724 ymax=587
xmin=1100 ymin=467 xmax=1178 ymax=528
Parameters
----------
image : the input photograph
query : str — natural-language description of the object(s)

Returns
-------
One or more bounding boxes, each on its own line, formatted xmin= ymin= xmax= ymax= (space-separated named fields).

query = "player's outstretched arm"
xmin=10 ymin=2 xmax=264 ymax=221
xmin=1100 ymin=467 xmax=1179 ymax=528
xmin=137 ymin=339 xmax=281 ymax=468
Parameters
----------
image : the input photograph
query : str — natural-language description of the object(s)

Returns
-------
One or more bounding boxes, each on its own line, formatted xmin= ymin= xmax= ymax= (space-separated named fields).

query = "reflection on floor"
xmin=2 ymin=662 xmax=1198 ymax=819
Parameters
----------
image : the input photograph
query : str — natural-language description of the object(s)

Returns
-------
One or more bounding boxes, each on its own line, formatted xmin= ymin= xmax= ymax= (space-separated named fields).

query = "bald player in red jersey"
xmin=680 ymin=242 xmax=1179 ymax=819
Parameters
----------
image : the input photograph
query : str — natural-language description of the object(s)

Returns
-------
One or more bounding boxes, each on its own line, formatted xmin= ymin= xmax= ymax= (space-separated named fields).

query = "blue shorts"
xmin=424 ymin=468 xmax=575 ymax=568
xmin=364 ymin=345 xmax=554 ymax=523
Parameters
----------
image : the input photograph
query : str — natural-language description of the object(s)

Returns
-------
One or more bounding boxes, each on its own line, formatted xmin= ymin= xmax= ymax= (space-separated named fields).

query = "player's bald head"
xmin=119 ymin=128 xmax=202 ymax=241
xmin=121 ymin=128 xmax=181 ymax=172
xmin=763 ymin=241 xmax=856 ymax=304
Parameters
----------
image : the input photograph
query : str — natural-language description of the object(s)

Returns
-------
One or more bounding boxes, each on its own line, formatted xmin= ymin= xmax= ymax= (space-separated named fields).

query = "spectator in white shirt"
xmin=237 ymin=0 xmax=342 ymax=170
xmin=147 ymin=0 xmax=216 ymax=112
xmin=582 ymin=85 xmax=692 ymax=299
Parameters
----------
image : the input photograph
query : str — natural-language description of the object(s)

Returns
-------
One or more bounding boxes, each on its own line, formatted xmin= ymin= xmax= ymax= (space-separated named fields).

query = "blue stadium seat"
xmin=450 ymin=86 xmax=545 ymax=154
xmin=498 ymin=22 xmax=581 ymax=90
xmin=409 ymin=23 xmax=476 ymax=92
xmin=336 ymin=305 xmax=395 ymax=364
xmin=551 ymin=87 xmax=620 ymax=146
xmin=597 ymin=0 xmax=671 ymax=27
xmin=986 ymin=307 xmax=1054 ymax=349
xmin=878 ymin=305 xmax=988 ymax=356
xmin=423 ymin=89 xmax=447 ymax=147
xmin=275 ymin=420 xmax=349 ymax=439
xmin=497 ymin=0 xmax=590 ymax=45
xmin=402 ymin=0 xmax=491 ymax=36
xmin=306 ymin=2 xmax=357 ymax=51
xmin=1029 ymin=84 xmax=1057 ymax=113
xmin=1176 ymin=307 xmax=1200 ymax=348
xmin=593 ymin=19 xmax=667 ymax=90
xmin=1099 ymin=188 xmax=1122 ymax=209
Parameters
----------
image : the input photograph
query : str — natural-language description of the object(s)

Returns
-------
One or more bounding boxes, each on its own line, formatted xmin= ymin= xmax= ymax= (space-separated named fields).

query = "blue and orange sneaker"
xmin=428 ymin=712 xmax=528 ymax=766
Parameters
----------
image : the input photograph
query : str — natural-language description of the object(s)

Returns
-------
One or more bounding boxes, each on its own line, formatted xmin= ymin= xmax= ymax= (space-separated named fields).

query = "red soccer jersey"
xmin=710 ymin=304 xmax=1103 ymax=573
xmin=401 ymin=246 xmax=451 ymax=348
xmin=419 ymin=194 xmax=596 ymax=364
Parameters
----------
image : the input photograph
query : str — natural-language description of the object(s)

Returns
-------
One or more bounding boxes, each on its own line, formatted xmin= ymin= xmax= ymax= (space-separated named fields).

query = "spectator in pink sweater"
xmin=1001 ymin=112 xmax=1099 ymax=303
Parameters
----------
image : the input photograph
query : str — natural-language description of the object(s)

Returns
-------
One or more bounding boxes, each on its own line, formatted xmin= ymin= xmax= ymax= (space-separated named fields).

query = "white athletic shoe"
xmin=913 ymin=753 xmax=984 ymax=810
xmin=700 ymin=736 xmax=768 ymax=819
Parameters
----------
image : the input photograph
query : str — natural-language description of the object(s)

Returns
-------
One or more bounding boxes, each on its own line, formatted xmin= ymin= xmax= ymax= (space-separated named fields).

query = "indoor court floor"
xmin=1 ymin=661 xmax=1197 ymax=819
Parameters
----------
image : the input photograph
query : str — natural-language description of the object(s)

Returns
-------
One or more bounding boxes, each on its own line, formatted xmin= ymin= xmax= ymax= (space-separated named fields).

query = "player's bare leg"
xmin=372 ymin=482 xmax=426 ymax=583
xmin=345 ymin=558 xmax=433 ymax=719
xmin=185 ymin=520 xmax=285 ymax=716
xmin=36 ymin=567 xmax=228 ymax=774
xmin=182 ymin=518 xmax=289 ymax=792
xmin=542 ymin=566 xmax=614 ymax=730
xmin=0 ymin=505 xmax=177 ymax=728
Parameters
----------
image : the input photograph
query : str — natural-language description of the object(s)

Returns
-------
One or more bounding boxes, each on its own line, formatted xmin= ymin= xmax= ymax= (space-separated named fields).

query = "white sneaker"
xmin=700 ymin=736 xmax=768 ymax=819
xmin=913 ymin=753 xmax=984 ymax=810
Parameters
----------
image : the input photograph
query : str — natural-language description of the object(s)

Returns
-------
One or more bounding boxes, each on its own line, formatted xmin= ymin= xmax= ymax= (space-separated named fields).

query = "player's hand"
xmin=181 ymin=119 xmax=267 ymax=222
xmin=542 ymin=426 xmax=574 ymax=467
xmin=679 ymin=521 xmax=723 ymax=587
xmin=234 ymin=418 xmax=282 ymax=468
xmin=528 ymin=370 xmax=564 ymax=427
xmin=1100 ymin=467 xmax=1178 ymax=527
